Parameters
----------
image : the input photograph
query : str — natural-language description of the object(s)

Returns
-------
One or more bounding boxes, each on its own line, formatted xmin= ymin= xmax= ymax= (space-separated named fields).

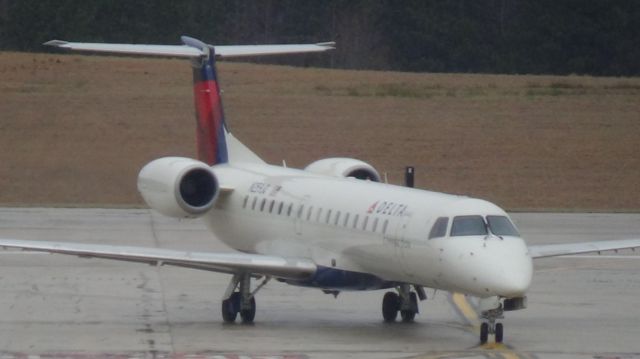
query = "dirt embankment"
xmin=1 ymin=52 xmax=639 ymax=211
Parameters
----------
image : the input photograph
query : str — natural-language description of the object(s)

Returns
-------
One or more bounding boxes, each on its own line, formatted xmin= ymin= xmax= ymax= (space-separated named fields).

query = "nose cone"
xmin=490 ymin=254 xmax=533 ymax=297
xmin=439 ymin=236 xmax=534 ymax=298
xmin=484 ymin=238 xmax=533 ymax=297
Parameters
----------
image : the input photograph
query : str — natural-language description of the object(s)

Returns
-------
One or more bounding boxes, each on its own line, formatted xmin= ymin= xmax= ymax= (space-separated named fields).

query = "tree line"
xmin=1 ymin=0 xmax=638 ymax=76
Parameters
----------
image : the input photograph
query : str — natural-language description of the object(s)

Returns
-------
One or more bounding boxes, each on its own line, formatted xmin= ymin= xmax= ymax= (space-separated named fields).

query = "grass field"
xmin=1 ymin=51 xmax=639 ymax=210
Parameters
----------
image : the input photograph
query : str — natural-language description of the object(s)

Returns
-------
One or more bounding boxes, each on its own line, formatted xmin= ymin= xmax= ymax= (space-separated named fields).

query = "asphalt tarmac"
xmin=1 ymin=208 xmax=639 ymax=359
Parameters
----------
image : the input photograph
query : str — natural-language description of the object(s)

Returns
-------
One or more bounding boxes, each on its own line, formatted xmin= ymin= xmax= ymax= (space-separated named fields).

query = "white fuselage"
xmin=206 ymin=162 xmax=533 ymax=298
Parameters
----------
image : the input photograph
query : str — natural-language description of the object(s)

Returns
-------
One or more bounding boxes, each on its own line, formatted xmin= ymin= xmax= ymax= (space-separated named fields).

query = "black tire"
xmin=382 ymin=291 xmax=400 ymax=322
xmin=400 ymin=292 xmax=418 ymax=322
xmin=240 ymin=296 xmax=256 ymax=323
xmin=410 ymin=292 xmax=419 ymax=313
xmin=495 ymin=323 xmax=504 ymax=343
xmin=480 ymin=322 xmax=489 ymax=344
xmin=221 ymin=292 xmax=240 ymax=323
xmin=400 ymin=309 xmax=416 ymax=322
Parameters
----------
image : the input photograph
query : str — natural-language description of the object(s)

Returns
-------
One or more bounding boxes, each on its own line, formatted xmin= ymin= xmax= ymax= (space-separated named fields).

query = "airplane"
xmin=1 ymin=36 xmax=639 ymax=345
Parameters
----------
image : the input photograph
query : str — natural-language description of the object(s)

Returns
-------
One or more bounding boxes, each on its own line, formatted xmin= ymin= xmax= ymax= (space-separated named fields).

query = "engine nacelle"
xmin=137 ymin=157 xmax=219 ymax=218
xmin=304 ymin=158 xmax=381 ymax=182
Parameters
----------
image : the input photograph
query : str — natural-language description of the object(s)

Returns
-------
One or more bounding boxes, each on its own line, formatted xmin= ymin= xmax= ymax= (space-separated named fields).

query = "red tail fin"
xmin=184 ymin=37 xmax=228 ymax=165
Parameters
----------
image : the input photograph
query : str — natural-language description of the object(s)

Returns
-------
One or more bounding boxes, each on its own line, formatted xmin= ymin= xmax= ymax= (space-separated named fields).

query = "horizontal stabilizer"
xmin=213 ymin=42 xmax=335 ymax=58
xmin=44 ymin=40 xmax=204 ymax=57
xmin=44 ymin=39 xmax=335 ymax=59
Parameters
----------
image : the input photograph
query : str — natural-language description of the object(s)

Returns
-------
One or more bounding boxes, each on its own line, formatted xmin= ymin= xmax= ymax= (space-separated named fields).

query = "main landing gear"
xmin=382 ymin=284 xmax=426 ymax=322
xmin=221 ymin=273 xmax=270 ymax=324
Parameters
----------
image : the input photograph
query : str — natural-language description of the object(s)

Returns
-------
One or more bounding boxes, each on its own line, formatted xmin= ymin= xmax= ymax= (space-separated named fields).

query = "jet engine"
xmin=304 ymin=158 xmax=381 ymax=182
xmin=137 ymin=157 xmax=219 ymax=218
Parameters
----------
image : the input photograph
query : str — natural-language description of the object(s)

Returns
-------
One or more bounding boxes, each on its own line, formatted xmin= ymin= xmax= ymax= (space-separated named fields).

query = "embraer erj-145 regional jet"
xmin=1 ymin=37 xmax=639 ymax=345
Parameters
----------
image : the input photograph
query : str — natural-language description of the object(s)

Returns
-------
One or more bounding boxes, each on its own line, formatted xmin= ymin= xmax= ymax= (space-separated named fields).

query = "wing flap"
xmin=0 ymin=239 xmax=316 ymax=280
xmin=528 ymin=238 xmax=640 ymax=259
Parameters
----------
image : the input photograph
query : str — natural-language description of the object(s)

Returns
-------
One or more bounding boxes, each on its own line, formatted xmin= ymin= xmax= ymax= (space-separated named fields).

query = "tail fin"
xmin=182 ymin=36 xmax=229 ymax=165
xmin=45 ymin=37 xmax=335 ymax=166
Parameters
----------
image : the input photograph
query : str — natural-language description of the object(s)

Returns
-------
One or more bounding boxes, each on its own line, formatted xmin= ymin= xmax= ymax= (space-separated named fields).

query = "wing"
xmin=0 ymin=239 xmax=316 ymax=280
xmin=528 ymin=238 xmax=640 ymax=259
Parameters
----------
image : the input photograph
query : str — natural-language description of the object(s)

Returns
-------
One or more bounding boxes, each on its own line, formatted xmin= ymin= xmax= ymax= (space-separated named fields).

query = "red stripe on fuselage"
xmin=193 ymin=80 xmax=223 ymax=165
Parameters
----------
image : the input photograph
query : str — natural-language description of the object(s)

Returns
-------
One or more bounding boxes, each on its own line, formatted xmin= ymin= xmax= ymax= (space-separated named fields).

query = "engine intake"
xmin=137 ymin=157 xmax=219 ymax=218
xmin=304 ymin=158 xmax=381 ymax=182
xmin=180 ymin=168 xmax=216 ymax=208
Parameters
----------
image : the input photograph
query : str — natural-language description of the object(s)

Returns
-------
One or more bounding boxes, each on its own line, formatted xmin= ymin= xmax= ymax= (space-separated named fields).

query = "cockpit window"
xmin=451 ymin=215 xmax=488 ymax=236
xmin=486 ymin=215 xmax=520 ymax=237
xmin=428 ymin=217 xmax=449 ymax=239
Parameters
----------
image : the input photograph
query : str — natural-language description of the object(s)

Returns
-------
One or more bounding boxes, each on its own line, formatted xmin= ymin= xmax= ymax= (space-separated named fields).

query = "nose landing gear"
xmin=478 ymin=296 xmax=525 ymax=344
xmin=480 ymin=306 xmax=504 ymax=344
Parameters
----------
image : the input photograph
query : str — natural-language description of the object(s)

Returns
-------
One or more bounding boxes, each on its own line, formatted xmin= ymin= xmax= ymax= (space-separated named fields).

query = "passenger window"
xmin=372 ymin=218 xmax=379 ymax=232
xmin=382 ymin=219 xmax=389 ymax=234
xmin=278 ymin=202 xmax=284 ymax=215
xmin=251 ymin=197 xmax=257 ymax=210
xmin=316 ymin=208 xmax=323 ymax=222
xmin=307 ymin=206 xmax=314 ymax=221
xmin=353 ymin=214 xmax=360 ymax=229
xmin=362 ymin=216 xmax=369 ymax=230
xmin=451 ymin=216 xmax=487 ymax=236
xmin=297 ymin=205 xmax=304 ymax=219
xmin=287 ymin=203 xmax=293 ymax=216
xmin=242 ymin=196 xmax=248 ymax=209
xmin=428 ymin=217 xmax=449 ymax=239
xmin=334 ymin=211 xmax=341 ymax=226
xmin=260 ymin=198 xmax=266 ymax=211
xmin=269 ymin=200 xmax=275 ymax=213
xmin=343 ymin=213 xmax=350 ymax=227
xmin=326 ymin=209 xmax=332 ymax=224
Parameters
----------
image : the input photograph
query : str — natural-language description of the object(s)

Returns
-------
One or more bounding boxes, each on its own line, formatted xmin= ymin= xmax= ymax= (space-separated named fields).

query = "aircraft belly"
xmin=285 ymin=265 xmax=395 ymax=291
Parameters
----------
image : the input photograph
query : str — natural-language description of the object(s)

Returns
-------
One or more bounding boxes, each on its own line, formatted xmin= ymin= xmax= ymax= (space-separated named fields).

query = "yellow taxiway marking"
xmin=449 ymin=293 xmax=529 ymax=359
xmin=480 ymin=343 xmax=526 ymax=359
xmin=451 ymin=292 xmax=481 ymax=331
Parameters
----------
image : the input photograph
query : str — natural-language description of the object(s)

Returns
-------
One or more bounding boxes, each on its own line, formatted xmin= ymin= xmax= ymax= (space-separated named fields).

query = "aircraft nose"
xmin=443 ymin=236 xmax=534 ymax=297
xmin=488 ymin=246 xmax=533 ymax=297
xmin=492 ymin=260 xmax=532 ymax=297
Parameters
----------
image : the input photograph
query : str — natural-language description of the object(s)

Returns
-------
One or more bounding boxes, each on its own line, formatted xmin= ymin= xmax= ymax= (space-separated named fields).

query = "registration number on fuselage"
xmin=249 ymin=182 xmax=281 ymax=196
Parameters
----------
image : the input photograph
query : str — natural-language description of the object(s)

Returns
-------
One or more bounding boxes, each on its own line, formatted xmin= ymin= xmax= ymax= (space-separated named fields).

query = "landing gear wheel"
xmin=495 ymin=322 xmax=504 ymax=343
xmin=480 ymin=322 xmax=489 ymax=344
xmin=382 ymin=291 xmax=400 ymax=322
xmin=240 ymin=296 xmax=256 ymax=323
xmin=400 ymin=309 xmax=416 ymax=322
xmin=400 ymin=292 xmax=418 ymax=322
xmin=222 ymin=292 xmax=241 ymax=323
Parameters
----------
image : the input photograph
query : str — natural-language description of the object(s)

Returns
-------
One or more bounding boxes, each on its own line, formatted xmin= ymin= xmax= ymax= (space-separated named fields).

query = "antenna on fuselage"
xmin=404 ymin=166 xmax=415 ymax=188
